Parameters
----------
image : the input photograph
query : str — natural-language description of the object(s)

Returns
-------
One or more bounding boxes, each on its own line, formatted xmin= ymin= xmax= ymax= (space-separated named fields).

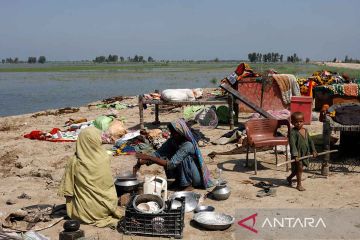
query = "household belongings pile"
xmin=23 ymin=115 xmax=126 ymax=142
xmin=112 ymin=124 xmax=209 ymax=156
xmin=297 ymin=70 xmax=349 ymax=96
xmin=222 ymin=63 xmax=301 ymax=105
xmin=112 ymin=128 xmax=170 ymax=155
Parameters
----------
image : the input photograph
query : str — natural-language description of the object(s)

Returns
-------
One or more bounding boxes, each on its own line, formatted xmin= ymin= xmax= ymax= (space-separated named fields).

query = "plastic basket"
xmin=120 ymin=196 xmax=185 ymax=239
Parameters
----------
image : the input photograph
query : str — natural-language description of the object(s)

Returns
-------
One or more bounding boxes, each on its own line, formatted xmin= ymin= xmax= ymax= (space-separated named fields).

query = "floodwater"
xmin=0 ymin=69 xmax=231 ymax=116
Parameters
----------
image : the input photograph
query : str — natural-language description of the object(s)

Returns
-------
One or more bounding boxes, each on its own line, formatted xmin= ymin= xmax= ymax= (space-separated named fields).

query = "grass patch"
xmin=0 ymin=62 xmax=359 ymax=78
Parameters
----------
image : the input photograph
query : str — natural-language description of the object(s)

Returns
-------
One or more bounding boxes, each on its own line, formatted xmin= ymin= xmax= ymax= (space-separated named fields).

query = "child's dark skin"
xmin=287 ymin=113 xmax=317 ymax=191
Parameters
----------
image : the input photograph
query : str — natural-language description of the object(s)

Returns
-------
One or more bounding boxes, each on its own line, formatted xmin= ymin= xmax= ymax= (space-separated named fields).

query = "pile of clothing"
xmin=24 ymin=120 xmax=93 ymax=142
xmin=222 ymin=63 xmax=260 ymax=85
xmin=113 ymin=129 xmax=170 ymax=156
xmin=314 ymin=83 xmax=360 ymax=97
xmin=297 ymin=70 xmax=348 ymax=96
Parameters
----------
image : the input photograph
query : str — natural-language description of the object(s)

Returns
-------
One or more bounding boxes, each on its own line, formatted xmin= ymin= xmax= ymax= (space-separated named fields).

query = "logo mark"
xmin=238 ymin=213 xmax=258 ymax=233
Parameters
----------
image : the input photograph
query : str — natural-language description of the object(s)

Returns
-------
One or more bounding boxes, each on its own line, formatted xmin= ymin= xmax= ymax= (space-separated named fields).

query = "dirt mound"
xmin=0 ymin=150 xmax=19 ymax=177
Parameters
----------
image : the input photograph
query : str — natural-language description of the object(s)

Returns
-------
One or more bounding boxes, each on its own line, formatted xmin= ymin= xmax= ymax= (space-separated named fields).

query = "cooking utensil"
xmin=193 ymin=212 xmax=234 ymax=230
xmin=63 ymin=220 xmax=80 ymax=232
xmin=114 ymin=174 xmax=140 ymax=194
xmin=210 ymin=183 xmax=231 ymax=200
xmin=194 ymin=205 xmax=215 ymax=214
xmin=169 ymin=191 xmax=201 ymax=212
xmin=133 ymin=194 xmax=165 ymax=214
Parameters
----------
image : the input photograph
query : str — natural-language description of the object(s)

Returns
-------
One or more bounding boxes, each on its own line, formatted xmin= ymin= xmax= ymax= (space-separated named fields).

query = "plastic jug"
xmin=143 ymin=176 xmax=167 ymax=200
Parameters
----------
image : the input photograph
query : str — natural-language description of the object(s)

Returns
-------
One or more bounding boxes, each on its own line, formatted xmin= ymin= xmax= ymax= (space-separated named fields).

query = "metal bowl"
xmin=193 ymin=212 xmax=234 ymax=230
xmin=194 ymin=205 xmax=215 ymax=213
xmin=133 ymin=194 xmax=165 ymax=214
xmin=169 ymin=191 xmax=201 ymax=212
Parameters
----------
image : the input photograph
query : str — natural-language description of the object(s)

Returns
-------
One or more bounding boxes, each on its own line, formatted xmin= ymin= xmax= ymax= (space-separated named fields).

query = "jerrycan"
xmin=143 ymin=176 xmax=167 ymax=200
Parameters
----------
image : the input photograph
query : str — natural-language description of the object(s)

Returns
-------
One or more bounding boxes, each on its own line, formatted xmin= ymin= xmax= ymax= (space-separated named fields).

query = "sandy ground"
xmin=316 ymin=62 xmax=360 ymax=70
xmin=0 ymin=95 xmax=359 ymax=240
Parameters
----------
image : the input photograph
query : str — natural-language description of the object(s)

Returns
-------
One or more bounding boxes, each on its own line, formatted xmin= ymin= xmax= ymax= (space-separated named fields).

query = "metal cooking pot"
xmin=114 ymin=174 xmax=140 ymax=194
xmin=210 ymin=183 xmax=231 ymax=200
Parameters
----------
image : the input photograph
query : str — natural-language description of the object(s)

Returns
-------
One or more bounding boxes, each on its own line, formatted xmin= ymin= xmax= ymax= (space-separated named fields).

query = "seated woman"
xmin=134 ymin=119 xmax=212 ymax=189
xmin=58 ymin=125 xmax=124 ymax=228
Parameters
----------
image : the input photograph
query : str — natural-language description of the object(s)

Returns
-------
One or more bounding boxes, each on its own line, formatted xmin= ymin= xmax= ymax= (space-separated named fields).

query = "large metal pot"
xmin=114 ymin=174 xmax=140 ymax=194
xmin=210 ymin=183 xmax=231 ymax=200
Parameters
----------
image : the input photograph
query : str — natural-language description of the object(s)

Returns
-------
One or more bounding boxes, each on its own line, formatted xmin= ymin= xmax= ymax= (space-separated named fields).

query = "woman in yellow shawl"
xmin=58 ymin=126 xmax=122 ymax=228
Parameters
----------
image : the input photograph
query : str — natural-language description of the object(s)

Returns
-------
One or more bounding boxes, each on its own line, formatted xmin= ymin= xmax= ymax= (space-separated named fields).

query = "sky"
xmin=1 ymin=0 xmax=359 ymax=61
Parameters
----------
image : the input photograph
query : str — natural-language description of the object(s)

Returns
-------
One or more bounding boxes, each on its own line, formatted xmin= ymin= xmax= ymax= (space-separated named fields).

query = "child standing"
xmin=287 ymin=112 xmax=317 ymax=191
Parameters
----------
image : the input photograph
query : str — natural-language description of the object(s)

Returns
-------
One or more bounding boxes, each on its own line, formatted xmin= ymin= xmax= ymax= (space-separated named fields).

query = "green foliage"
xmin=344 ymin=55 xmax=360 ymax=63
xmin=248 ymin=52 xmax=282 ymax=63
xmin=210 ymin=77 xmax=217 ymax=85
xmin=287 ymin=53 xmax=301 ymax=63
xmin=38 ymin=56 xmax=46 ymax=64
xmin=94 ymin=56 xmax=106 ymax=63
xmin=28 ymin=57 xmax=37 ymax=63
xmin=1 ymin=62 xmax=360 ymax=79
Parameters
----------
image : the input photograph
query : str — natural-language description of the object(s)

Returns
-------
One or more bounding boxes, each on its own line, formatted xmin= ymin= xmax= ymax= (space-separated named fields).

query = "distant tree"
xmin=112 ymin=55 xmax=118 ymax=62
xmin=120 ymin=56 xmax=124 ymax=62
xmin=106 ymin=54 xmax=118 ymax=62
xmin=213 ymin=57 xmax=219 ymax=62
xmin=138 ymin=56 xmax=144 ymax=62
xmin=1 ymin=59 xmax=5 ymax=64
xmin=248 ymin=52 xmax=257 ymax=62
xmin=332 ymin=58 xmax=337 ymax=63
xmin=133 ymin=55 xmax=139 ymax=62
xmin=94 ymin=56 xmax=106 ymax=63
xmin=344 ymin=56 xmax=349 ymax=63
xmin=279 ymin=54 xmax=283 ymax=62
xmin=28 ymin=57 xmax=37 ymax=63
xmin=38 ymin=56 xmax=46 ymax=64
xmin=148 ymin=56 xmax=154 ymax=62
xmin=306 ymin=57 xmax=310 ymax=63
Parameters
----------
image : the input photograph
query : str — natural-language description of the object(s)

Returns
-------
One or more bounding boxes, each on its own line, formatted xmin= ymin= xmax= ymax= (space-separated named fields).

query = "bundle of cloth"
xmin=222 ymin=62 xmax=260 ymax=86
xmin=161 ymin=88 xmax=203 ymax=101
xmin=314 ymin=83 xmax=360 ymax=97
xmin=271 ymin=74 xmax=301 ymax=104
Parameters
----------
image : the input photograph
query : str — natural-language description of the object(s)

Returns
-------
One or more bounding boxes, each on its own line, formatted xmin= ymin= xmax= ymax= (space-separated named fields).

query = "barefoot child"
xmin=287 ymin=112 xmax=317 ymax=191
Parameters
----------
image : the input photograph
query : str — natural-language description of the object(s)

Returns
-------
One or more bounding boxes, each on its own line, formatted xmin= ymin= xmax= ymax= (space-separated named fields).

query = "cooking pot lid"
xmin=116 ymin=172 xmax=137 ymax=181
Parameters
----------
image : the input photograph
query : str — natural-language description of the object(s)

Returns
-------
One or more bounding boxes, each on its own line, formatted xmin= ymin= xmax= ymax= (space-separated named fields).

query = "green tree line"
xmin=93 ymin=54 xmax=155 ymax=63
xmin=1 ymin=56 xmax=46 ymax=64
xmin=248 ymin=52 xmax=304 ymax=63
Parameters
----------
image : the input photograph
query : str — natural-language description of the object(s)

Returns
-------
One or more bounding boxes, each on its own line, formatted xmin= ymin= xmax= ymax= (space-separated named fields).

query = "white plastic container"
xmin=143 ymin=176 xmax=167 ymax=200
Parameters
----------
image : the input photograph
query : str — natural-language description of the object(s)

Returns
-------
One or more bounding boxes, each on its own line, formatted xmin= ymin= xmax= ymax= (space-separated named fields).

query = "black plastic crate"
xmin=120 ymin=196 xmax=185 ymax=239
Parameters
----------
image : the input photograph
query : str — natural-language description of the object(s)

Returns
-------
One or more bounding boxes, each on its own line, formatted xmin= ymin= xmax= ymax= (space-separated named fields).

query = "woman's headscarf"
xmin=58 ymin=127 xmax=121 ymax=227
xmin=170 ymin=119 xmax=213 ymax=188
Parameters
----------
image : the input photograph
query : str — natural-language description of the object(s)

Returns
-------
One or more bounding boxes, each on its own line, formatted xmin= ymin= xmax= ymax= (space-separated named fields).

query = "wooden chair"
xmin=245 ymin=119 xmax=290 ymax=174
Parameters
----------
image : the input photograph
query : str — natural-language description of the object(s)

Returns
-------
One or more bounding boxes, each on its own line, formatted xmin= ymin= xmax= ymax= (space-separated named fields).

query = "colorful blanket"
xmin=314 ymin=83 xmax=360 ymax=97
